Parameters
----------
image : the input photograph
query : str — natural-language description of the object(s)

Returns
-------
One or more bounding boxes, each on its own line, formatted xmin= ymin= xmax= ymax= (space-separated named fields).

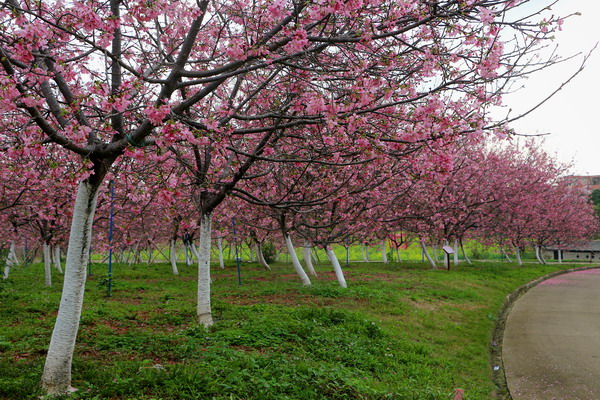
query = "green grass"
xmin=0 ymin=258 xmax=591 ymax=399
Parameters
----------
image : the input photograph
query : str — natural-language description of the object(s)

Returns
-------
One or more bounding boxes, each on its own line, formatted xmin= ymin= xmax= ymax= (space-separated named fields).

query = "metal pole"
xmin=232 ymin=217 xmax=242 ymax=285
xmin=107 ymin=180 xmax=115 ymax=296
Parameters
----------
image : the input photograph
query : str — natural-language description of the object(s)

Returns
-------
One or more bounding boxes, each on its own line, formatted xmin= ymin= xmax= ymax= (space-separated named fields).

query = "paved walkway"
xmin=503 ymin=268 xmax=600 ymax=400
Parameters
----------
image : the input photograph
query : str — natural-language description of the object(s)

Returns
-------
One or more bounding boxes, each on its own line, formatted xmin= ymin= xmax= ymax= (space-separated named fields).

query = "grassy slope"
xmin=0 ymin=259 xmax=590 ymax=399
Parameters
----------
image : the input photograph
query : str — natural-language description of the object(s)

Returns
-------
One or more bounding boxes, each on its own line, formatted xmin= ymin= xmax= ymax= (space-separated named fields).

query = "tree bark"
xmin=453 ymin=239 xmax=459 ymax=266
xmin=420 ymin=239 xmax=437 ymax=269
xmin=197 ymin=213 xmax=213 ymax=327
xmin=3 ymin=241 xmax=17 ymax=279
xmin=326 ymin=247 xmax=347 ymax=288
xmin=42 ymin=181 xmax=100 ymax=395
xmin=534 ymin=245 xmax=544 ymax=264
xmin=53 ymin=246 xmax=63 ymax=274
xmin=381 ymin=240 xmax=388 ymax=264
xmin=501 ymin=248 xmax=512 ymax=263
xmin=284 ymin=235 xmax=311 ymax=286
xmin=43 ymin=242 xmax=52 ymax=286
xmin=216 ymin=237 xmax=225 ymax=269
xmin=302 ymin=245 xmax=317 ymax=276
xmin=515 ymin=246 xmax=523 ymax=266
xmin=256 ymin=243 xmax=271 ymax=270
xmin=169 ymin=239 xmax=179 ymax=275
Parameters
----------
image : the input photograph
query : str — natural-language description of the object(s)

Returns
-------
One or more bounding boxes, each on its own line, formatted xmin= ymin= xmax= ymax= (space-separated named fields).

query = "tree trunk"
xmin=558 ymin=249 xmax=562 ymax=263
xmin=381 ymin=240 xmax=388 ymax=264
xmin=42 ymin=181 xmax=100 ymax=395
xmin=432 ymin=245 xmax=440 ymax=263
xmin=536 ymin=246 xmax=547 ymax=265
xmin=190 ymin=242 xmax=200 ymax=263
xmin=326 ymin=247 xmax=347 ymax=288
xmin=284 ymin=235 xmax=311 ymax=286
xmin=3 ymin=241 xmax=17 ymax=279
xmin=302 ymin=245 xmax=317 ymax=276
xmin=43 ymin=242 xmax=52 ymax=286
xmin=256 ymin=243 xmax=271 ymax=270
xmin=184 ymin=241 xmax=192 ymax=267
xmin=169 ymin=239 xmax=179 ymax=275
xmin=460 ymin=240 xmax=473 ymax=265
xmin=515 ymin=246 xmax=523 ymax=266
xmin=420 ymin=239 xmax=437 ymax=269
xmin=453 ymin=239 xmax=459 ymax=266
xmin=53 ymin=246 xmax=63 ymax=274
xmin=216 ymin=237 xmax=225 ymax=269
xmin=501 ymin=248 xmax=512 ymax=263
xmin=396 ymin=248 xmax=402 ymax=263
xmin=197 ymin=214 xmax=213 ymax=327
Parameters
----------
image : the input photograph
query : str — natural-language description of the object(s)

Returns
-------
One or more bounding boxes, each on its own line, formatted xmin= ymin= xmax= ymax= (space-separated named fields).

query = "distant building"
xmin=566 ymin=175 xmax=600 ymax=192
xmin=543 ymin=241 xmax=600 ymax=261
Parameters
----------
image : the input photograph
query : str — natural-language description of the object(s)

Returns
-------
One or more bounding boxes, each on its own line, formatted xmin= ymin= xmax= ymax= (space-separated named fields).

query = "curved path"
xmin=503 ymin=268 xmax=600 ymax=400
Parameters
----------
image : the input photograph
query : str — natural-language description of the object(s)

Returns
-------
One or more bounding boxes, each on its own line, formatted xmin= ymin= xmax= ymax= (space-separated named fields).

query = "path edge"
xmin=491 ymin=265 xmax=600 ymax=400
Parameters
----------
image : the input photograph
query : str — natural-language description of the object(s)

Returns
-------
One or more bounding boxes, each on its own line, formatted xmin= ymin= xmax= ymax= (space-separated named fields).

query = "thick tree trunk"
xmin=256 ymin=243 xmax=271 ymax=270
xmin=197 ymin=214 xmax=213 ymax=327
xmin=381 ymin=240 xmax=388 ymax=264
xmin=420 ymin=239 xmax=437 ymax=269
xmin=302 ymin=245 xmax=317 ymax=276
xmin=515 ymin=246 xmax=523 ymax=266
xmin=53 ymin=246 xmax=63 ymax=274
xmin=216 ymin=237 xmax=225 ymax=269
xmin=42 ymin=181 xmax=100 ymax=395
xmin=43 ymin=242 xmax=52 ymax=287
xmin=284 ymin=235 xmax=311 ymax=286
xmin=326 ymin=247 xmax=347 ymax=288
xmin=169 ymin=240 xmax=179 ymax=275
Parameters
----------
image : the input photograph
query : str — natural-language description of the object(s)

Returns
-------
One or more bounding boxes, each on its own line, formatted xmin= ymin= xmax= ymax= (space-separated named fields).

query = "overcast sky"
xmin=499 ymin=0 xmax=600 ymax=175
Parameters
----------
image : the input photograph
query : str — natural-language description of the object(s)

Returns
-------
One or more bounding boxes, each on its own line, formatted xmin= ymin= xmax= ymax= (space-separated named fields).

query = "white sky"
xmin=499 ymin=0 xmax=600 ymax=175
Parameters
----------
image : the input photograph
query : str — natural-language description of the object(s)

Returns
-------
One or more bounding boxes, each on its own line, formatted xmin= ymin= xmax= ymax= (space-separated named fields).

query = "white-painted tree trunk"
xmin=43 ymin=242 xmax=52 ymax=287
xmin=537 ymin=246 xmax=547 ymax=265
xmin=460 ymin=242 xmax=473 ymax=265
xmin=534 ymin=246 xmax=544 ymax=264
xmin=53 ymin=246 xmax=63 ymax=274
xmin=216 ymin=237 xmax=225 ymax=269
xmin=284 ymin=235 xmax=311 ymax=286
xmin=190 ymin=242 xmax=200 ymax=262
xmin=501 ymin=248 xmax=512 ymax=263
xmin=453 ymin=239 xmax=459 ymax=266
xmin=302 ymin=245 xmax=317 ymax=276
xmin=361 ymin=244 xmax=367 ymax=262
xmin=558 ymin=249 xmax=563 ymax=263
xmin=197 ymin=214 xmax=213 ymax=327
xmin=256 ymin=243 xmax=271 ymax=270
xmin=42 ymin=181 xmax=100 ymax=395
xmin=420 ymin=239 xmax=437 ymax=269
xmin=515 ymin=246 xmax=523 ymax=266
xmin=326 ymin=247 xmax=347 ymax=288
xmin=169 ymin=240 xmax=179 ymax=275
xmin=3 ymin=241 xmax=17 ymax=279
xmin=396 ymin=248 xmax=402 ymax=263
xmin=184 ymin=241 xmax=192 ymax=267
xmin=381 ymin=240 xmax=388 ymax=264
xmin=432 ymin=245 xmax=440 ymax=263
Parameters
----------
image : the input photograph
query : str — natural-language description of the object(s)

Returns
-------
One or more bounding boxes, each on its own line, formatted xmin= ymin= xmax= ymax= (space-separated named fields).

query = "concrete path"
xmin=503 ymin=268 xmax=600 ymax=400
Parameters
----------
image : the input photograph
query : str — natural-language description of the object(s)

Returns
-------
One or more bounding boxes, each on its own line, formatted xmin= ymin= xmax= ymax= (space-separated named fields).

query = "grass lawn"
xmin=0 ymin=258 xmax=592 ymax=399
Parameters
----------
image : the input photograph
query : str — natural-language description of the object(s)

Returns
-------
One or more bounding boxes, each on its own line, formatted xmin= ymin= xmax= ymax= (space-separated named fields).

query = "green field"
xmin=0 ymin=258 xmax=589 ymax=399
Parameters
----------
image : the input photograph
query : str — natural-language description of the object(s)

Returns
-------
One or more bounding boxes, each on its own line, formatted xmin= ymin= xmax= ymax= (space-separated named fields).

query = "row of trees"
xmin=0 ymin=0 xmax=593 ymax=395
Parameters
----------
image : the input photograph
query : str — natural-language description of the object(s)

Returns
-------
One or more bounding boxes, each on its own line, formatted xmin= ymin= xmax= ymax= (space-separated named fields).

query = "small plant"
xmin=261 ymin=241 xmax=276 ymax=264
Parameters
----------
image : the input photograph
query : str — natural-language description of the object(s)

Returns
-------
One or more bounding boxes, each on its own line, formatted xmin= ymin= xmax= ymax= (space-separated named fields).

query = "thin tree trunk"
xmin=42 ymin=181 xmax=100 ymax=395
xmin=396 ymin=248 xmax=402 ymax=263
xmin=169 ymin=240 xmax=179 ymax=275
xmin=128 ymin=243 xmax=139 ymax=267
xmin=534 ymin=245 xmax=544 ymax=264
xmin=453 ymin=239 xmax=459 ymax=266
xmin=326 ymin=247 xmax=347 ymax=288
xmin=284 ymin=235 xmax=311 ymax=286
xmin=197 ymin=214 xmax=213 ymax=327
xmin=302 ymin=245 xmax=317 ymax=276
xmin=184 ymin=241 xmax=192 ymax=267
xmin=515 ymin=246 xmax=523 ymax=266
xmin=420 ymin=239 xmax=437 ymax=269
xmin=217 ymin=237 xmax=225 ymax=269
xmin=53 ymin=246 xmax=63 ymax=274
xmin=501 ymin=248 xmax=512 ymax=263
xmin=432 ymin=245 xmax=440 ymax=263
xmin=190 ymin=242 xmax=200 ymax=263
xmin=558 ymin=249 xmax=563 ymax=263
xmin=256 ymin=243 xmax=271 ymax=270
xmin=381 ymin=240 xmax=388 ymax=264
xmin=43 ymin=242 xmax=52 ymax=286
xmin=460 ymin=239 xmax=473 ymax=265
